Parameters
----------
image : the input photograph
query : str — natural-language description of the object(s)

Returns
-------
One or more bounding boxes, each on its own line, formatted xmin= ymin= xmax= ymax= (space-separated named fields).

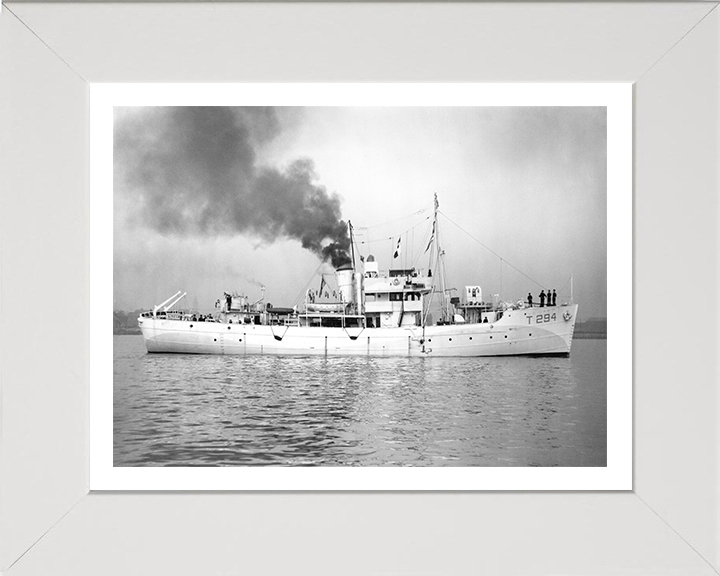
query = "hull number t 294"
xmin=530 ymin=313 xmax=557 ymax=324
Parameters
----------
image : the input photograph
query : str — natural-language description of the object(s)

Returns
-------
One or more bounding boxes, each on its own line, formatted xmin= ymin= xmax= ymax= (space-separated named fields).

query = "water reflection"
xmin=114 ymin=338 xmax=606 ymax=467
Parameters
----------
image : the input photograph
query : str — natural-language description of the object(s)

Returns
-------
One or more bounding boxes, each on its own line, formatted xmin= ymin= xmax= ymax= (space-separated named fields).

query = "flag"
xmin=319 ymin=276 xmax=326 ymax=295
xmin=425 ymin=221 xmax=435 ymax=253
xmin=393 ymin=236 xmax=402 ymax=259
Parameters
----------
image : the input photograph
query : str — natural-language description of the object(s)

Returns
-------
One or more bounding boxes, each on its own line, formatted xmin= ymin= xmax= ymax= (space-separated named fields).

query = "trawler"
xmin=138 ymin=196 xmax=578 ymax=357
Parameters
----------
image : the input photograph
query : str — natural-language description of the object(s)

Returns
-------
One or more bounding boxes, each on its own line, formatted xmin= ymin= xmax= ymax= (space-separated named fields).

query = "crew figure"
xmin=527 ymin=292 xmax=533 ymax=307
xmin=552 ymin=289 xmax=557 ymax=307
xmin=539 ymin=290 xmax=546 ymax=307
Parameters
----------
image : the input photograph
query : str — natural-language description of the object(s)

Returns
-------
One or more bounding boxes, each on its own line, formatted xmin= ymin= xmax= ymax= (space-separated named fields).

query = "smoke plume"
xmin=114 ymin=107 xmax=351 ymax=268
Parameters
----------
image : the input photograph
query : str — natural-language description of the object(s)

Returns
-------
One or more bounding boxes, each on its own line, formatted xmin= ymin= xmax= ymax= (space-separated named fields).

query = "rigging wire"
xmin=292 ymin=203 xmax=571 ymax=311
xmin=356 ymin=216 xmax=431 ymax=245
xmin=292 ymin=260 xmax=327 ymax=308
xmin=438 ymin=210 xmax=548 ymax=290
xmin=556 ymin=275 xmax=571 ymax=300
xmin=353 ymin=201 xmax=433 ymax=232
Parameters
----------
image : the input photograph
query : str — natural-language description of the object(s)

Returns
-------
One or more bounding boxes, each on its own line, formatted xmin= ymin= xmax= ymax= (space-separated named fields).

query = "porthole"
xmin=490 ymin=336 xmax=493 ymax=339
xmin=469 ymin=337 xmax=473 ymax=340
xmin=239 ymin=339 xmax=242 ymax=342
xmin=214 ymin=338 xmax=217 ymax=342
xmin=529 ymin=333 xmax=532 ymax=336
xmin=190 ymin=324 xmax=193 ymax=328
xmin=505 ymin=335 xmax=508 ymax=339
xmin=227 ymin=326 xmax=231 ymax=330
xmin=449 ymin=338 xmax=453 ymax=341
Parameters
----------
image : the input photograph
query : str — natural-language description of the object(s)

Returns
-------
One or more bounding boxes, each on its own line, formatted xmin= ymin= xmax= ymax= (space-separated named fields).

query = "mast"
xmin=420 ymin=194 xmax=444 ymax=330
xmin=348 ymin=220 xmax=363 ymax=316
xmin=433 ymin=193 xmax=449 ymax=322
xmin=348 ymin=220 xmax=356 ymax=271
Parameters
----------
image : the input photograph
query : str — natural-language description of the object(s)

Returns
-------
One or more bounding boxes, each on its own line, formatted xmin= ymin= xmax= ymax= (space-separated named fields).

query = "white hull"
xmin=139 ymin=304 xmax=578 ymax=357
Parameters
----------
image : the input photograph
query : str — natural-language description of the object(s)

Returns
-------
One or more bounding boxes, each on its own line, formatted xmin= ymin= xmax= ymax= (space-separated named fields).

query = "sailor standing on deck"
xmin=552 ymin=289 xmax=557 ymax=307
xmin=539 ymin=290 xmax=546 ymax=307
xmin=527 ymin=293 xmax=533 ymax=307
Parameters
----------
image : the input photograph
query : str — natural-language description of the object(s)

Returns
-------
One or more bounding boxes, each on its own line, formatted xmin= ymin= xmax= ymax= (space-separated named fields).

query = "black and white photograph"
xmin=110 ymin=96 xmax=613 ymax=474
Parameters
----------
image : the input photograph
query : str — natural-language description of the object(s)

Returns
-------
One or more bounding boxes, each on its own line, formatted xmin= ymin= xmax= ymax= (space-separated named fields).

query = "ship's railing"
xmin=458 ymin=301 xmax=564 ymax=310
xmin=140 ymin=310 xmax=218 ymax=322
xmin=299 ymin=313 xmax=366 ymax=329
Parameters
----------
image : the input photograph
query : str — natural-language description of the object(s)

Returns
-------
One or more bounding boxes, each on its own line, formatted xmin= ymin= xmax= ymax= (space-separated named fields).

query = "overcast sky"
xmin=114 ymin=106 xmax=606 ymax=320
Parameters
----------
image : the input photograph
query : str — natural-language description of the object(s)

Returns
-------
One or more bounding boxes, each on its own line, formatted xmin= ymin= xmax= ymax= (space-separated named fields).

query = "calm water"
xmin=114 ymin=336 xmax=606 ymax=467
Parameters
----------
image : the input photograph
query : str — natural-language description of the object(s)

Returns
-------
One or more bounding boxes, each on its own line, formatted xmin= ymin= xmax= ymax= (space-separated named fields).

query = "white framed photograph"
xmin=1 ymin=2 xmax=718 ymax=575
xmin=90 ymin=83 xmax=631 ymax=491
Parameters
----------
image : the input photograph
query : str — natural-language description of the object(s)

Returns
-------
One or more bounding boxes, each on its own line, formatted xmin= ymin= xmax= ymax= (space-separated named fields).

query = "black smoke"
xmin=114 ymin=107 xmax=351 ymax=268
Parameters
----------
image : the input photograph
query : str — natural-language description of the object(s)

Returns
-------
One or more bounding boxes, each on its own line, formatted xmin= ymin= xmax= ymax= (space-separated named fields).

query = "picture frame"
xmin=92 ymin=82 xmax=630 ymax=491
xmin=1 ymin=2 xmax=718 ymax=574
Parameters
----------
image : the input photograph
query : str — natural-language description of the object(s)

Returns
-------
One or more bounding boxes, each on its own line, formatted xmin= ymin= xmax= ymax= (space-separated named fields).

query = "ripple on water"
xmin=113 ymin=336 xmax=607 ymax=467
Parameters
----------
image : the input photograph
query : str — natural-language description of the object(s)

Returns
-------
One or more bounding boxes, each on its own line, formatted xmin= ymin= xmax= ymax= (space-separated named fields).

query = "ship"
xmin=138 ymin=196 xmax=578 ymax=357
